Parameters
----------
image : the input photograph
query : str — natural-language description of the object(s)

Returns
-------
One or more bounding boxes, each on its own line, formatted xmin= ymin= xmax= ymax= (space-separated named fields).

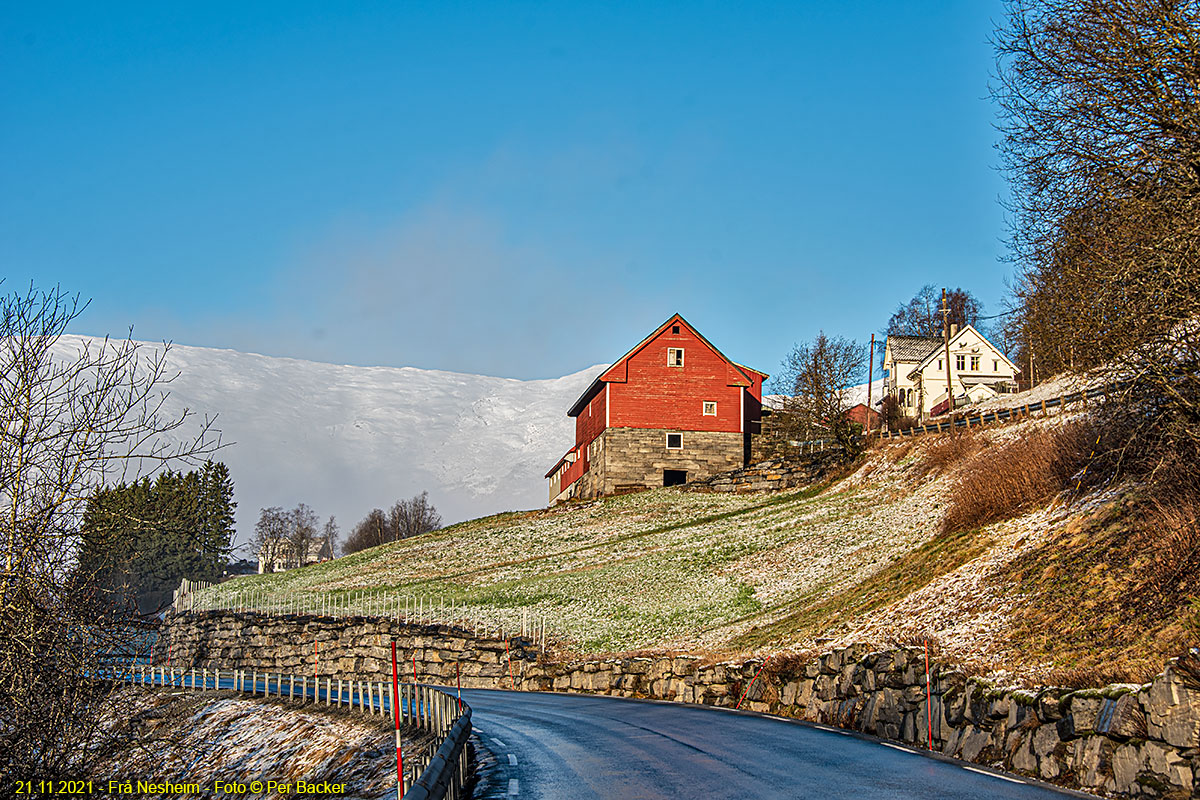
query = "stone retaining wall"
xmin=162 ymin=612 xmax=1199 ymax=798
xmin=685 ymin=453 xmax=844 ymax=493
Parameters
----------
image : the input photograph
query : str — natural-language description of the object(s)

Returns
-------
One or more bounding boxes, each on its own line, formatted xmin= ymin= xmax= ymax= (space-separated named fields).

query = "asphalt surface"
xmin=463 ymin=689 xmax=1093 ymax=800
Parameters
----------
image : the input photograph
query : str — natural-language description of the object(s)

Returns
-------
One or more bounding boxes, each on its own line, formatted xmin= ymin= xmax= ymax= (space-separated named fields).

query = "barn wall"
xmin=608 ymin=325 xmax=745 ymax=434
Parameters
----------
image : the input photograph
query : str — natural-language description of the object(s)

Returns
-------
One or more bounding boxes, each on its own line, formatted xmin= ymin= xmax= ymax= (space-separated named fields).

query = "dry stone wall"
xmin=162 ymin=612 xmax=1200 ymax=798
xmin=685 ymin=453 xmax=844 ymax=494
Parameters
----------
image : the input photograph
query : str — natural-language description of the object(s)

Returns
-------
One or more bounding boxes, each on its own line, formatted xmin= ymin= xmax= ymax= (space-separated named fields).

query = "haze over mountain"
xmin=53 ymin=336 xmax=605 ymax=552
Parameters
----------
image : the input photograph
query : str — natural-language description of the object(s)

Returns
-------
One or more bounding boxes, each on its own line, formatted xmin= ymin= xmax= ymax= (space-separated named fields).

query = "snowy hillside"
xmin=52 ymin=336 xmax=605 ymax=549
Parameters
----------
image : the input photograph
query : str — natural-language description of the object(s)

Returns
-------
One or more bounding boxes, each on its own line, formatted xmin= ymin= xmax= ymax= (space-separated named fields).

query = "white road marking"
xmin=964 ymin=765 xmax=1025 ymax=784
xmin=508 ymin=778 xmax=520 ymax=795
xmin=508 ymin=754 xmax=518 ymax=766
xmin=881 ymin=742 xmax=911 ymax=752
xmin=493 ymin=737 xmax=509 ymax=747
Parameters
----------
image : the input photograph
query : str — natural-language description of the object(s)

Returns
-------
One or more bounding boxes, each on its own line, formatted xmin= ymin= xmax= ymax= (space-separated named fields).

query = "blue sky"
xmin=4 ymin=1 xmax=1011 ymax=382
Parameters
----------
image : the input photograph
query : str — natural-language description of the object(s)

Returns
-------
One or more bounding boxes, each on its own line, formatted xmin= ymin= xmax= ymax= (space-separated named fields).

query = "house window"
xmin=702 ymin=401 xmax=717 ymax=416
xmin=993 ymin=359 xmax=999 ymax=372
xmin=667 ymin=348 xmax=684 ymax=367
xmin=955 ymin=355 xmax=966 ymax=371
xmin=672 ymin=325 xmax=681 ymax=334
xmin=970 ymin=356 xmax=980 ymax=371
xmin=666 ymin=432 xmax=683 ymax=449
xmin=937 ymin=359 xmax=942 ymax=370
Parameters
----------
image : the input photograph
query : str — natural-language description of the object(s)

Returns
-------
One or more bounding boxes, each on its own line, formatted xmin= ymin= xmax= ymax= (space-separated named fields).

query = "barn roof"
xmin=565 ymin=313 xmax=767 ymax=418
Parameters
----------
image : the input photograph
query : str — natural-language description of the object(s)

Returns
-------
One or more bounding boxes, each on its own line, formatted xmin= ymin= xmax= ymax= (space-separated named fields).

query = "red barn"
xmin=546 ymin=314 xmax=768 ymax=504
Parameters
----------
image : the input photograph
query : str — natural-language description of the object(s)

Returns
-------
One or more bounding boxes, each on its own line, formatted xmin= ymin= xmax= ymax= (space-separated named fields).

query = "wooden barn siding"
xmin=575 ymin=384 xmax=607 ymax=447
xmin=609 ymin=327 xmax=744 ymax=434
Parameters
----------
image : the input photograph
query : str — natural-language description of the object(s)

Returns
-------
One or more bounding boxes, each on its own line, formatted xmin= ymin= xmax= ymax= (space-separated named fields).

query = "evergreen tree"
xmin=75 ymin=463 xmax=236 ymax=613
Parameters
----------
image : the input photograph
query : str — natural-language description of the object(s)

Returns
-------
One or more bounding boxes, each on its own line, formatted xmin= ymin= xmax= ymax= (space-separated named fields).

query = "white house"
xmin=882 ymin=325 xmax=1019 ymax=420
xmin=257 ymin=536 xmax=334 ymax=574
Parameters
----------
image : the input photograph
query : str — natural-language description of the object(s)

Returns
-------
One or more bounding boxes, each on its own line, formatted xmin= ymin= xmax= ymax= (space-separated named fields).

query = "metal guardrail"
xmin=122 ymin=665 xmax=472 ymax=800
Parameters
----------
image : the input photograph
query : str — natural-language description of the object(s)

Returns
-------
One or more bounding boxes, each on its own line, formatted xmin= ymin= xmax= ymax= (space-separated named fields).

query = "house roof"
xmin=906 ymin=324 xmax=1021 ymax=378
xmin=565 ymin=313 xmax=767 ymax=418
xmin=886 ymin=335 xmax=943 ymax=363
xmin=544 ymin=447 xmax=575 ymax=479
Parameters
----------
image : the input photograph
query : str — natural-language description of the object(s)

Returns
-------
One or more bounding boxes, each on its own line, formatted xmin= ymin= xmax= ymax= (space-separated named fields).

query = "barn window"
xmin=667 ymin=348 xmax=684 ymax=367
xmin=702 ymin=401 xmax=717 ymax=416
xmin=666 ymin=432 xmax=683 ymax=449
xmin=672 ymin=325 xmax=680 ymax=334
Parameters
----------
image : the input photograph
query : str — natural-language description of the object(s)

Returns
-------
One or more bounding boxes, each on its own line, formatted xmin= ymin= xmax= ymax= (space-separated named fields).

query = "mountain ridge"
xmin=52 ymin=334 xmax=607 ymax=548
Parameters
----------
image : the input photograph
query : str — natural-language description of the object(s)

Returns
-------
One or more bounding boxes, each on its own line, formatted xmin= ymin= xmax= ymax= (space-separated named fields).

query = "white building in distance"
xmin=883 ymin=324 xmax=1019 ymax=420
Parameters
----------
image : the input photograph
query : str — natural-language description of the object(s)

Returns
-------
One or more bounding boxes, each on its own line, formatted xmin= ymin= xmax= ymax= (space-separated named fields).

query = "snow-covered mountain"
xmin=52 ymin=336 xmax=605 ymax=550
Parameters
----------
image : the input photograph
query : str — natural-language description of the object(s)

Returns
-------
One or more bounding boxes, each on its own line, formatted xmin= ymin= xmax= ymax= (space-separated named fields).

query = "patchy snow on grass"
xmin=96 ymin=690 xmax=421 ymax=799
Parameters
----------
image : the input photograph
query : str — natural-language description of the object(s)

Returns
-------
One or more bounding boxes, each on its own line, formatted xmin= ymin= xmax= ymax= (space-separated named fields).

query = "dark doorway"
xmin=663 ymin=469 xmax=687 ymax=487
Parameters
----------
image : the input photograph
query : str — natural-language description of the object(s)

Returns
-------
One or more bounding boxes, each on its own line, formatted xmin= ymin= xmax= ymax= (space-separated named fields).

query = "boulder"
xmin=1146 ymin=661 xmax=1200 ymax=749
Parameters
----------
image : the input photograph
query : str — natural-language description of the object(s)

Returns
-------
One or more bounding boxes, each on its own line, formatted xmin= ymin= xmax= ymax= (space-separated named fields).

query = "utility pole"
xmin=866 ymin=333 xmax=875 ymax=435
xmin=942 ymin=288 xmax=954 ymax=416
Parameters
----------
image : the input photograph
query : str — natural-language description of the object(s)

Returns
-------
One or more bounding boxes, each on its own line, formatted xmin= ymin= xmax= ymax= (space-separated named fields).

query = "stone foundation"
xmin=573 ymin=427 xmax=744 ymax=499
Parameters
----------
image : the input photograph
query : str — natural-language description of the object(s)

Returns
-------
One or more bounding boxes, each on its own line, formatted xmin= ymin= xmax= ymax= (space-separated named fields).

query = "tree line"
xmin=75 ymin=461 xmax=236 ymax=613
xmin=250 ymin=491 xmax=442 ymax=568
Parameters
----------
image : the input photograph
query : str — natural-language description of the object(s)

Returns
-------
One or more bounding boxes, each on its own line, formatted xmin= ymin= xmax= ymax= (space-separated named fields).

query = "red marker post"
xmin=391 ymin=641 xmax=404 ymax=798
xmin=924 ymin=640 xmax=933 ymax=750
xmin=735 ymin=657 xmax=772 ymax=710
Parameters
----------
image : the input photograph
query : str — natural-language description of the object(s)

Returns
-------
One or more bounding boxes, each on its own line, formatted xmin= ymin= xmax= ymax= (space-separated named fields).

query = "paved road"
xmin=463 ymin=689 xmax=1093 ymax=800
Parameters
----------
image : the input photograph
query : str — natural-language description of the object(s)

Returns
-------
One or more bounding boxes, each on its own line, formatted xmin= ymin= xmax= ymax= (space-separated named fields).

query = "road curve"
xmin=463 ymin=689 xmax=1093 ymax=800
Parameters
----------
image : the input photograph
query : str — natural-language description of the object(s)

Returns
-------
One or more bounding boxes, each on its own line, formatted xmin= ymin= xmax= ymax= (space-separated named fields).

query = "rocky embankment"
xmin=95 ymin=689 xmax=427 ymax=799
xmin=164 ymin=611 xmax=1200 ymax=797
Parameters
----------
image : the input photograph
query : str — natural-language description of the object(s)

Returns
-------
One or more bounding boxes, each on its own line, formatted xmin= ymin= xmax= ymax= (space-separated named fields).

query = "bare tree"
xmin=994 ymin=0 xmax=1200 ymax=375
xmin=0 ymin=284 xmax=219 ymax=778
xmin=344 ymin=493 xmax=441 ymax=555
xmin=288 ymin=503 xmax=319 ymax=566
xmin=251 ymin=503 xmax=323 ymax=570
xmin=390 ymin=491 xmax=442 ymax=540
xmin=887 ymin=285 xmax=982 ymax=338
xmin=775 ymin=332 xmax=867 ymax=455
xmin=323 ymin=516 xmax=340 ymax=557
xmin=251 ymin=506 xmax=290 ymax=572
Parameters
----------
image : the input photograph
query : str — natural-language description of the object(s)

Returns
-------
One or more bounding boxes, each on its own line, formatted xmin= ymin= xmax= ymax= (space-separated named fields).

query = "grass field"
xmin=200 ymin=460 xmax=946 ymax=654
xmin=196 ymin=415 xmax=1199 ymax=682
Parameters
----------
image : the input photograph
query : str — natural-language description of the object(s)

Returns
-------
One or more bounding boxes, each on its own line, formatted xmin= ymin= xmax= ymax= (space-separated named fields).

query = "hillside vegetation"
xmin=201 ymin=412 xmax=1198 ymax=685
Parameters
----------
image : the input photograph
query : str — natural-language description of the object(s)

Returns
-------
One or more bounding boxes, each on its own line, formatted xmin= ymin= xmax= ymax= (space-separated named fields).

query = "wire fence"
xmin=121 ymin=662 xmax=471 ymax=799
xmin=174 ymin=582 xmax=552 ymax=653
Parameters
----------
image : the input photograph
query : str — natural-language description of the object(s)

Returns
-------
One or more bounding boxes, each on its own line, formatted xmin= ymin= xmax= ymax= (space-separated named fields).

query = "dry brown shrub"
xmin=1135 ymin=499 xmax=1200 ymax=611
xmin=763 ymin=651 xmax=815 ymax=679
xmin=941 ymin=420 xmax=1096 ymax=534
xmin=914 ymin=429 xmax=986 ymax=479
xmin=883 ymin=440 xmax=916 ymax=464
xmin=1041 ymin=662 xmax=1156 ymax=689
